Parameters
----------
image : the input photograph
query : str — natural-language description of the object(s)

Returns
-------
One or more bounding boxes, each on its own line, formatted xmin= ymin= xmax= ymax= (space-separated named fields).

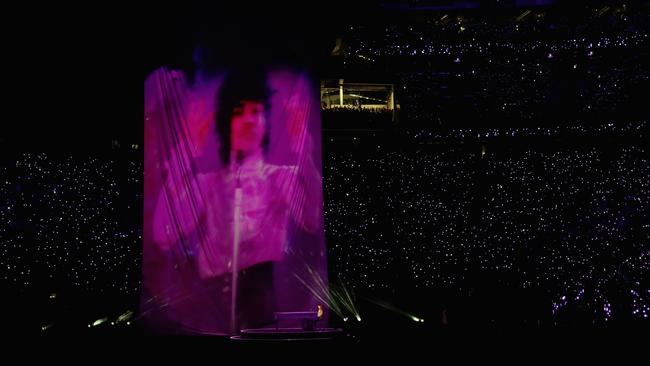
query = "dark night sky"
xmin=2 ymin=3 xmax=337 ymax=152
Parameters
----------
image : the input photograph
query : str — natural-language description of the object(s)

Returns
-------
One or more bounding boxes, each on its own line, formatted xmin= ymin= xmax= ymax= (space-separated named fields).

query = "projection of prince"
xmin=143 ymin=64 xmax=326 ymax=334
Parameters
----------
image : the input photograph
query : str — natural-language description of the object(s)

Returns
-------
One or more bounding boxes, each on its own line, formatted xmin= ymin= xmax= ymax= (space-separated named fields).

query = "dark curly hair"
xmin=215 ymin=67 xmax=273 ymax=166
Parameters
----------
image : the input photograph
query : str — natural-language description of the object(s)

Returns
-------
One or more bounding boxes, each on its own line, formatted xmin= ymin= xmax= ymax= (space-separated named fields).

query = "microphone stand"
xmin=230 ymin=162 xmax=242 ymax=334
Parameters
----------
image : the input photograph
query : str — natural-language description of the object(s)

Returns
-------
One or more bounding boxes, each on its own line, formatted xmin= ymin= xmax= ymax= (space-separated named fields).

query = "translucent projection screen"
xmin=142 ymin=66 xmax=327 ymax=334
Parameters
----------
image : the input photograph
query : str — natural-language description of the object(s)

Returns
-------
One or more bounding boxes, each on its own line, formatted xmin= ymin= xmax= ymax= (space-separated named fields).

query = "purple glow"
xmin=142 ymin=66 xmax=327 ymax=334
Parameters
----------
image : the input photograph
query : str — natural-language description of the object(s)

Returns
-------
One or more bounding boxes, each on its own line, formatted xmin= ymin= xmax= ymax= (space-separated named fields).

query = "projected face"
xmin=230 ymin=100 xmax=266 ymax=155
